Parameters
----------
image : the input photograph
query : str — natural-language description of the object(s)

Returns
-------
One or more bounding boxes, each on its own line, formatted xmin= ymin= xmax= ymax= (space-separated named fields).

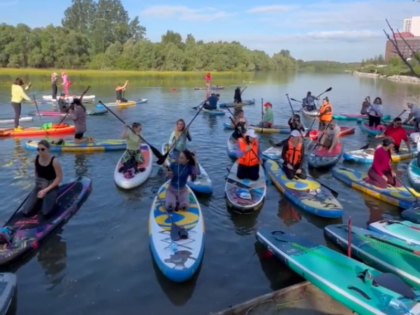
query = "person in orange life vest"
xmin=375 ymin=117 xmax=410 ymax=154
xmin=205 ymin=73 xmax=211 ymax=87
xmin=318 ymin=97 xmax=333 ymax=130
xmin=319 ymin=120 xmax=340 ymax=153
xmin=235 ymin=129 xmax=261 ymax=181
xmin=115 ymin=80 xmax=128 ymax=103
xmin=281 ymin=130 xmax=307 ymax=180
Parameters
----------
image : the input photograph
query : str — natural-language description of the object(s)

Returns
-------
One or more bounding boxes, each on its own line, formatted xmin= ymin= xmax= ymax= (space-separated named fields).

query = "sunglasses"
xmin=37 ymin=147 xmax=46 ymax=151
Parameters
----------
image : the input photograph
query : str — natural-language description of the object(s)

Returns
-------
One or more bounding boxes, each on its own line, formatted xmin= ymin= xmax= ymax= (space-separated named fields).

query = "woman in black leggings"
xmin=11 ymin=78 xmax=31 ymax=131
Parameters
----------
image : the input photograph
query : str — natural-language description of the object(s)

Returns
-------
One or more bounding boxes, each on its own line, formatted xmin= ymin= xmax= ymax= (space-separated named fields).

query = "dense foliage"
xmin=297 ymin=60 xmax=359 ymax=72
xmin=0 ymin=0 xmax=354 ymax=72
xmin=358 ymin=54 xmax=420 ymax=76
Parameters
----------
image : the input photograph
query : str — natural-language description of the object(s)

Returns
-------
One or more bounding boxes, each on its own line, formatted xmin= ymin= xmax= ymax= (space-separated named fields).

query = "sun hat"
xmin=290 ymin=130 xmax=301 ymax=137
xmin=245 ymin=129 xmax=258 ymax=138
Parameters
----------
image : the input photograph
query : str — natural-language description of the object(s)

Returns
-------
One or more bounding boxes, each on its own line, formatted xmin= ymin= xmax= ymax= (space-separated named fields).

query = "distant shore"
xmin=353 ymin=71 xmax=420 ymax=84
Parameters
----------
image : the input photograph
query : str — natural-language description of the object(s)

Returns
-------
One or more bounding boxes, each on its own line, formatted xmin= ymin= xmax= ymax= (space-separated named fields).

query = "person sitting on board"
xmin=235 ymin=129 xmax=261 ymax=181
xmin=318 ymin=120 xmax=340 ymax=153
xmin=361 ymin=97 xmax=371 ymax=115
xmin=367 ymin=97 xmax=383 ymax=128
xmin=21 ymin=140 xmax=63 ymax=218
xmin=231 ymin=109 xmax=247 ymax=140
xmin=261 ymin=102 xmax=274 ymax=127
xmin=366 ymin=137 xmax=401 ymax=188
xmin=164 ymin=149 xmax=199 ymax=212
xmin=67 ymin=99 xmax=93 ymax=145
xmin=118 ymin=122 xmax=145 ymax=173
xmin=302 ymin=91 xmax=317 ymax=111
xmin=115 ymin=80 xmax=128 ymax=103
xmin=288 ymin=114 xmax=305 ymax=134
xmin=281 ymin=130 xmax=307 ymax=180
xmin=169 ymin=119 xmax=191 ymax=159
xmin=11 ymin=77 xmax=32 ymax=132
xmin=404 ymin=102 xmax=420 ymax=131
xmin=57 ymin=93 xmax=69 ymax=113
xmin=375 ymin=117 xmax=410 ymax=154
xmin=203 ymin=93 xmax=218 ymax=110
xmin=318 ymin=97 xmax=333 ymax=131
xmin=234 ymin=87 xmax=242 ymax=104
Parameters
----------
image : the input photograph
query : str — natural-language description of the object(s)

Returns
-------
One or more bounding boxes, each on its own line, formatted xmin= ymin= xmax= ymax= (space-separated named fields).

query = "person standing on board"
xmin=61 ymin=72 xmax=71 ymax=96
xmin=205 ymin=73 xmax=211 ymax=88
xmin=51 ymin=72 xmax=58 ymax=100
xmin=404 ymin=102 xmax=420 ymax=131
xmin=11 ymin=78 xmax=32 ymax=132
xmin=115 ymin=80 xmax=129 ymax=103
xmin=261 ymin=102 xmax=274 ymax=127
xmin=367 ymin=97 xmax=383 ymax=128
xmin=234 ymin=87 xmax=242 ymax=104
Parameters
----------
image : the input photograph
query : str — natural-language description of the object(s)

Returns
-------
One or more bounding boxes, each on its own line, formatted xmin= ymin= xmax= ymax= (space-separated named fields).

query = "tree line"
xmin=0 ymin=0 xmax=353 ymax=72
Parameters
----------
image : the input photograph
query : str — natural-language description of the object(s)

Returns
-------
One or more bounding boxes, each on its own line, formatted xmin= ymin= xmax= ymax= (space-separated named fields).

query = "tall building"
xmin=385 ymin=36 xmax=420 ymax=61
xmin=403 ymin=16 xmax=420 ymax=36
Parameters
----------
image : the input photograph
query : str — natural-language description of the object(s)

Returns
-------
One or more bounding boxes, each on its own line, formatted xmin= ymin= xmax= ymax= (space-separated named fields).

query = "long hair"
xmin=182 ymin=149 xmax=196 ymax=181
xmin=72 ymin=98 xmax=86 ymax=112
xmin=174 ymin=119 xmax=186 ymax=138
xmin=13 ymin=78 xmax=24 ymax=86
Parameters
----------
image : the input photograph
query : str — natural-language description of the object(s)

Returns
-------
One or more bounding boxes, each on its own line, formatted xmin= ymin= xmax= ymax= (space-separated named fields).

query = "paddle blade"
xmin=150 ymin=145 xmax=164 ymax=161
xmin=359 ymin=143 xmax=369 ymax=150
xmin=157 ymin=152 xmax=169 ymax=165
xmin=325 ymin=87 xmax=332 ymax=92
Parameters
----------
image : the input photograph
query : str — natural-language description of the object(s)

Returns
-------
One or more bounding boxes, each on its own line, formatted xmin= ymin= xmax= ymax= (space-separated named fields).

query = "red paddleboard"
xmin=312 ymin=141 xmax=342 ymax=157
xmin=309 ymin=126 xmax=355 ymax=141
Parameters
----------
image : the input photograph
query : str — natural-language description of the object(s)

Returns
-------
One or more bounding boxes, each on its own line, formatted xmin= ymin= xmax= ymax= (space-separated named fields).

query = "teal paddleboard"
xmin=257 ymin=229 xmax=420 ymax=315
xmin=369 ymin=220 xmax=420 ymax=246
xmin=325 ymin=224 xmax=420 ymax=290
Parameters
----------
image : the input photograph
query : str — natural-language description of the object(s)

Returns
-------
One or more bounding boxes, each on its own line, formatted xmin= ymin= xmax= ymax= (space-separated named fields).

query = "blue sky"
xmin=1 ymin=0 xmax=419 ymax=62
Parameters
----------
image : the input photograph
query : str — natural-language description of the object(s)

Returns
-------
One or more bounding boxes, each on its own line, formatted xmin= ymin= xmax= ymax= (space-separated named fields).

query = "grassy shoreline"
xmin=0 ymin=68 xmax=243 ymax=76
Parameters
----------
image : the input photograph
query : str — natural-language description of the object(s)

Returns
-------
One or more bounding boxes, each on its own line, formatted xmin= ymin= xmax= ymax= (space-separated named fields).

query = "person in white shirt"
xmin=302 ymin=91 xmax=318 ymax=111
xmin=367 ymin=97 xmax=383 ymax=128
xmin=404 ymin=103 xmax=420 ymax=131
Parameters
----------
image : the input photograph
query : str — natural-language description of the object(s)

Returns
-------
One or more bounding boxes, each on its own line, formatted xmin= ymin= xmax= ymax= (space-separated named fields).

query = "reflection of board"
xmin=161 ymin=143 xmax=212 ymax=194
xmin=264 ymin=159 xmax=342 ymax=218
xmin=225 ymin=161 xmax=266 ymax=214
xmin=332 ymin=167 xmax=420 ymax=208
xmin=148 ymin=181 xmax=204 ymax=282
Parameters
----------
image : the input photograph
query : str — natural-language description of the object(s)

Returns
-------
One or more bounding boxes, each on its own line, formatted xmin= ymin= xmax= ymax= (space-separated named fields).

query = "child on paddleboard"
xmin=119 ymin=122 xmax=145 ymax=173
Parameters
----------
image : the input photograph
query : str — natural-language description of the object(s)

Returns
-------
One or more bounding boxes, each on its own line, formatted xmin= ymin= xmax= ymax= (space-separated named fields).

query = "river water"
xmin=0 ymin=72 xmax=419 ymax=315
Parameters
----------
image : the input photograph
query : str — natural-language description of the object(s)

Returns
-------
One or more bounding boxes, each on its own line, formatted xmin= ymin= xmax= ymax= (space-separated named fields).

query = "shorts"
xmin=75 ymin=132 xmax=84 ymax=139
xmin=121 ymin=149 xmax=144 ymax=164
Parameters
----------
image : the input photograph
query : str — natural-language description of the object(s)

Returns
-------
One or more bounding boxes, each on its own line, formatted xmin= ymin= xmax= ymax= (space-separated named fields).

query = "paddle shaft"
xmin=306 ymin=87 xmax=333 ymax=133
xmin=4 ymin=192 xmax=31 ymax=226
xmin=394 ymin=175 xmax=419 ymax=205
xmin=261 ymin=98 xmax=264 ymax=133
xmin=286 ymin=94 xmax=295 ymax=116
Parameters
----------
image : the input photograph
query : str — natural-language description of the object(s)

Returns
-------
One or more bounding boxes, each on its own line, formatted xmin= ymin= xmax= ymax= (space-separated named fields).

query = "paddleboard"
xmin=42 ymin=95 xmax=96 ymax=102
xmin=194 ymin=86 xmax=224 ymax=90
xmin=402 ymin=207 xmax=420 ymax=224
xmin=219 ymin=99 xmax=255 ymax=108
xmin=359 ymin=122 xmax=415 ymax=136
xmin=369 ymin=220 xmax=420 ymax=247
xmin=251 ymin=123 xmax=305 ymax=134
xmin=325 ymin=224 xmax=420 ymax=290
xmin=148 ymin=180 xmax=204 ymax=282
xmin=308 ymin=141 xmax=343 ymax=169
xmin=301 ymin=108 xmax=318 ymax=117
xmin=161 ymin=143 xmax=212 ymax=194
xmin=309 ymin=126 xmax=355 ymax=141
xmin=409 ymin=158 xmax=420 ymax=192
xmin=223 ymin=122 xmax=234 ymax=130
xmin=87 ymin=108 xmax=108 ymax=115
xmin=226 ymin=132 xmax=240 ymax=159
xmin=0 ymin=177 xmax=92 ymax=267
xmin=202 ymin=108 xmax=225 ymax=116
xmin=225 ymin=161 xmax=266 ymax=214
xmin=0 ymin=117 xmax=32 ymax=124
xmin=333 ymin=113 xmax=391 ymax=121
xmin=332 ymin=167 xmax=420 ymax=209
xmin=256 ymin=228 xmax=420 ymax=315
xmin=25 ymin=139 xmax=126 ymax=152
xmin=114 ymin=144 xmax=153 ymax=189
xmin=343 ymin=147 xmax=415 ymax=164
xmin=0 ymin=273 xmax=17 ymax=315
xmin=0 ymin=124 xmax=75 ymax=137
xmin=264 ymin=159 xmax=342 ymax=218
xmin=100 ymin=99 xmax=147 ymax=108
xmin=28 ymin=110 xmax=66 ymax=117
xmin=262 ymin=146 xmax=282 ymax=160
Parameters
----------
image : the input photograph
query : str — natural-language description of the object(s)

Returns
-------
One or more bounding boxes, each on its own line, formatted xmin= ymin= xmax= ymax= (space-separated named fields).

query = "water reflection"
xmin=36 ymin=229 xmax=67 ymax=291
xmin=9 ymin=139 xmax=31 ymax=188
xmin=153 ymin=260 xmax=199 ymax=306
xmin=227 ymin=208 xmax=260 ymax=236
xmin=253 ymin=241 xmax=300 ymax=291
xmin=74 ymin=154 xmax=88 ymax=177
xmin=363 ymin=195 xmax=400 ymax=227
xmin=277 ymin=199 xmax=301 ymax=227
xmin=205 ymin=114 xmax=217 ymax=130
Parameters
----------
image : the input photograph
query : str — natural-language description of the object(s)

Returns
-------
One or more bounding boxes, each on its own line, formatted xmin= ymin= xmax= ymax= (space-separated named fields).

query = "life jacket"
xmin=238 ymin=138 xmax=259 ymax=166
xmin=319 ymin=100 xmax=332 ymax=122
xmin=285 ymin=138 xmax=302 ymax=166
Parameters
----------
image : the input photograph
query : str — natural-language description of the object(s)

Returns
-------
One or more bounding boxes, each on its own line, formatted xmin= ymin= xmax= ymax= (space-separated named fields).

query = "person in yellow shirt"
xmin=11 ymin=78 xmax=31 ymax=131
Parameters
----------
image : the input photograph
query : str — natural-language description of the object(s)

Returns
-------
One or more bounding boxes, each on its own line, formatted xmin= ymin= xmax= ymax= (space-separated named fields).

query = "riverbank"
xmin=353 ymin=71 xmax=420 ymax=84
xmin=0 ymin=68 xmax=241 ymax=77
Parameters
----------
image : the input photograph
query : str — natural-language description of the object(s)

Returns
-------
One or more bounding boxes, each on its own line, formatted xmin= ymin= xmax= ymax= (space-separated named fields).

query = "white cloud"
xmin=246 ymin=5 xmax=297 ymax=14
xmin=140 ymin=5 xmax=232 ymax=22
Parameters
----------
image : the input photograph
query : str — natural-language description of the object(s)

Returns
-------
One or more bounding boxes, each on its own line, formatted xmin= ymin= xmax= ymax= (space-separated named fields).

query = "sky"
xmin=0 ymin=0 xmax=419 ymax=62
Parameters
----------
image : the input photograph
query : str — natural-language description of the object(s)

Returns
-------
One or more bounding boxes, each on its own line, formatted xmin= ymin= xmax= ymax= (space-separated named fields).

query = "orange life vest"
xmin=285 ymin=138 xmax=302 ymax=166
xmin=238 ymin=138 xmax=259 ymax=166
xmin=319 ymin=100 xmax=332 ymax=122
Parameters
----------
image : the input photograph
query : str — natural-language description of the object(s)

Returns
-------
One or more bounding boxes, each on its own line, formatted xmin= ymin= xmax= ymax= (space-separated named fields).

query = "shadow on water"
xmin=227 ymin=208 xmax=261 ymax=236
xmin=74 ymin=154 xmax=89 ymax=177
xmin=152 ymin=259 xmax=201 ymax=306
xmin=254 ymin=241 xmax=301 ymax=291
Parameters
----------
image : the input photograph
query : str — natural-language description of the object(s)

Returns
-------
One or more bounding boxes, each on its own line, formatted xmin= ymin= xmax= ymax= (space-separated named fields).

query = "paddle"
xmin=157 ymin=104 xmax=205 ymax=165
xmin=4 ymin=192 xmax=31 ymax=227
xmin=290 ymin=98 xmax=302 ymax=103
xmin=393 ymin=175 xmax=420 ymax=207
xmin=305 ymin=87 xmax=333 ymax=137
xmin=192 ymin=99 xmax=207 ymax=110
xmin=53 ymin=86 xmax=91 ymax=133
xmin=286 ymin=94 xmax=295 ymax=116
xmin=359 ymin=109 xmax=407 ymax=150
xmin=260 ymin=98 xmax=264 ymax=133
xmin=98 ymin=101 xmax=163 ymax=160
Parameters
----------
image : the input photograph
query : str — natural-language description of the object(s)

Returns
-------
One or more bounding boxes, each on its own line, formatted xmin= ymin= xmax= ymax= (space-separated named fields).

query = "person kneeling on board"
xmin=234 ymin=87 xmax=242 ymax=104
xmin=318 ymin=120 xmax=340 ymax=153
xmin=375 ymin=117 xmax=410 ymax=154
xmin=366 ymin=137 xmax=401 ymax=188
xmin=68 ymin=99 xmax=94 ymax=145
xmin=164 ymin=150 xmax=199 ymax=212
xmin=119 ymin=122 xmax=145 ymax=174
xmin=260 ymin=102 xmax=273 ymax=127
xmin=203 ymin=93 xmax=219 ymax=110
xmin=281 ymin=130 xmax=307 ymax=180
xmin=235 ymin=129 xmax=261 ymax=181
xmin=57 ymin=93 xmax=69 ymax=113
xmin=22 ymin=140 xmax=63 ymax=217
xmin=115 ymin=80 xmax=129 ymax=103
xmin=404 ymin=102 xmax=420 ymax=131
xmin=302 ymin=91 xmax=317 ymax=111
xmin=318 ymin=97 xmax=333 ymax=131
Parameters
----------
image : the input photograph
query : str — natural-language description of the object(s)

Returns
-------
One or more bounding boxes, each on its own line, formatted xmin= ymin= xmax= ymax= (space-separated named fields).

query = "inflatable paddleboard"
xmin=308 ymin=126 xmax=355 ymax=141
xmin=308 ymin=141 xmax=343 ymax=169
xmin=369 ymin=220 xmax=420 ymax=247
xmin=0 ymin=117 xmax=32 ymax=124
xmin=25 ymin=139 xmax=127 ymax=152
xmin=343 ymin=147 xmax=415 ymax=164
xmin=219 ymin=99 xmax=255 ymax=108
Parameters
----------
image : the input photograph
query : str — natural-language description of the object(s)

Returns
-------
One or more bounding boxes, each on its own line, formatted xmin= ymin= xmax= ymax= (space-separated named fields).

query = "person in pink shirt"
xmin=61 ymin=72 xmax=71 ymax=96
xmin=366 ymin=137 xmax=401 ymax=188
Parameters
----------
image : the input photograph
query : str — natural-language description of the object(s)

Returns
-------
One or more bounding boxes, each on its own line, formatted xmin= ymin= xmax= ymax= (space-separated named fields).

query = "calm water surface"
xmin=0 ymin=72 xmax=419 ymax=315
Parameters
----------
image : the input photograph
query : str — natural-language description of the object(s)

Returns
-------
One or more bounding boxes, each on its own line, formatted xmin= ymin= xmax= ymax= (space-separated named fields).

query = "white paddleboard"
xmin=0 ymin=116 xmax=32 ymax=124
